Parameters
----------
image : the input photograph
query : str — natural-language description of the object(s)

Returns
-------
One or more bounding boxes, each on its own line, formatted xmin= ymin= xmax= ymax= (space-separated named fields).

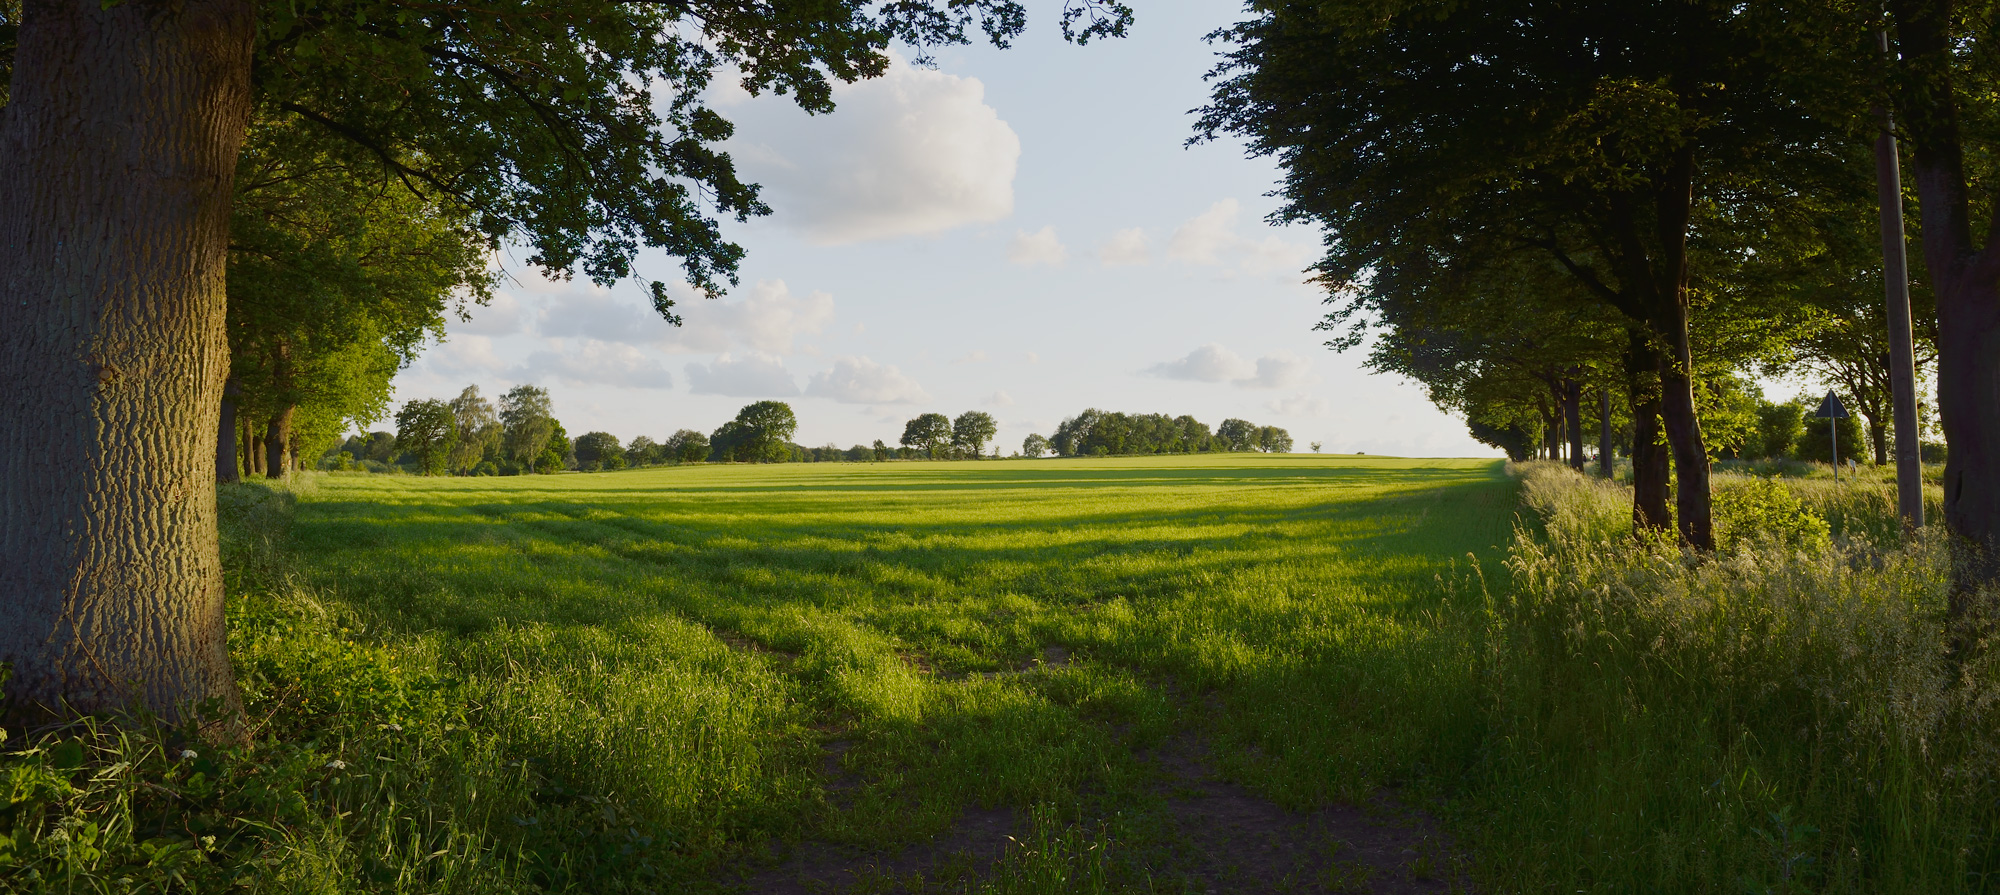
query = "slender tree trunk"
xmin=1626 ymin=332 xmax=1672 ymax=532
xmin=0 ymin=0 xmax=254 ymax=731
xmin=249 ymin=432 xmax=264 ymax=477
xmin=1646 ymin=147 xmax=1714 ymax=549
xmin=1564 ymin=376 xmax=1585 ymax=472
xmin=238 ymin=418 xmax=253 ymax=478
xmin=1599 ymin=388 xmax=1616 ymax=479
xmin=217 ymin=378 xmax=240 ymax=485
xmin=1870 ymin=418 xmax=1890 ymax=467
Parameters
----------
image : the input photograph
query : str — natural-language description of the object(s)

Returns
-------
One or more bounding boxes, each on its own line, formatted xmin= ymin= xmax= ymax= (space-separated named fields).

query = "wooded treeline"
xmin=1198 ymin=0 xmax=1977 ymax=554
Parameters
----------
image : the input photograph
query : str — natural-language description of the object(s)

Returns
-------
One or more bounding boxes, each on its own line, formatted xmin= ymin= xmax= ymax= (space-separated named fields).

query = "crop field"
xmin=248 ymin=454 xmax=1515 ymax=892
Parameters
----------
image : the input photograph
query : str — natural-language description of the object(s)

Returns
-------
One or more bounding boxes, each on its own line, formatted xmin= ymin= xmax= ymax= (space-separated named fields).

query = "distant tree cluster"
xmin=1029 ymin=409 xmax=1290 ymax=458
xmin=332 ymin=397 xmax=1302 ymax=474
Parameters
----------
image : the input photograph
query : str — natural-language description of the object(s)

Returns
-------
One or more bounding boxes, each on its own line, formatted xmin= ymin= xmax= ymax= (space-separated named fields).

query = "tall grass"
xmin=1480 ymin=462 xmax=1996 ymax=892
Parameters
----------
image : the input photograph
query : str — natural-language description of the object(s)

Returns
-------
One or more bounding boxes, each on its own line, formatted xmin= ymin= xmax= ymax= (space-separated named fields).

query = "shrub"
xmin=1711 ymin=475 xmax=1831 ymax=553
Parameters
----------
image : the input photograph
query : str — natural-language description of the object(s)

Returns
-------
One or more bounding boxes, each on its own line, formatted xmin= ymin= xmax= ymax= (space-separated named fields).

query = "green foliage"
xmin=710 ymin=402 xmax=796 ymax=463
xmin=1754 ymin=400 xmax=1807 ymax=460
xmin=500 ymin=385 xmax=555 ymax=471
xmin=900 ymin=412 xmax=954 ymax=458
xmin=574 ymin=431 xmax=623 ymax=471
xmin=1711 ymin=476 xmax=1832 ymax=553
xmin=1022 ymin=433 xmax=1050 ymax=459
xmin=392 ymin=398 xmax=456 ymax=475
xmin=1050 ymin=410 xmax=1220 ymax=457
xmin=952 ymin=411 xmax=998 ymax=457
xmin=1795 ymin=405 xmax=1867 ymax=465
xmin=663 ymin=429 xmax=709 ymax=465
xmin=447 ymin=385 xmax=500 ymax=473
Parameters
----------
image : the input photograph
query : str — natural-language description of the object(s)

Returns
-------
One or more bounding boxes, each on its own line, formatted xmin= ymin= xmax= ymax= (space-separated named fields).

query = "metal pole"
xmin=1833 ymin=415 xmax=1839 ymax=485
xmin=1876 ymin=29 xmax=1925 ymax=528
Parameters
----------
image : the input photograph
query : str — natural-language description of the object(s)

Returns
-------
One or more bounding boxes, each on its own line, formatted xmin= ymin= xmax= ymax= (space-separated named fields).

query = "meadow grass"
xmin=0 ymin=454 xmax=1517 ymax=893
xmin=7 ymin=455 xmax=1993 ymax=894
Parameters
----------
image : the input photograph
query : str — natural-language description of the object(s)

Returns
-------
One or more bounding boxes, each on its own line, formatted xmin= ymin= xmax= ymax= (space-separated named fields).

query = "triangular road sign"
xmin=1814 ymin=391 xmax=1849 ymax=419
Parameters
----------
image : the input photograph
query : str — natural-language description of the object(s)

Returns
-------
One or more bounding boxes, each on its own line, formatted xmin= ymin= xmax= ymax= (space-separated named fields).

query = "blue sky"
xmin=389 ymin=0 xmax=1495 ymax=457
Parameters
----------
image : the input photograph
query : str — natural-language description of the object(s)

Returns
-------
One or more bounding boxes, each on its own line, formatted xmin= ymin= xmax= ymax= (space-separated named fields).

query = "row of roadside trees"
xmin=1196 ymin=0 xmax=1986 ymax=560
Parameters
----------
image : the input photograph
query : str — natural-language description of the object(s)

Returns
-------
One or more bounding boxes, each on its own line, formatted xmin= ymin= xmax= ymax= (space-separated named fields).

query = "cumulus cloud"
xmin=1144 ymin=344 xmax=1315 ymax=390
xmin=685 ymin=352 xmax=800 ymax=397
xmin=983 ymin=390 xmax=1015 ymax=407
xmin=427 ymin=335 xmax=508 ymax=376
xmin=534 ymin=278 xmax=832 ymax=357
xmin=683 ymin=280 xmax=834 ymax=355
xmin=1144 ymin=343 xmax=1256 ymax=383
xmin=1240 ymin=351 xmax=1313 ymax=389
xmin=520 ymin=341 xmax=676 ymax=389
xmin=805 ymin=356 xmax=930 ymax=404
xmin=1097 ymin=227 xmax=1150 ymax=266
xmin=455 ymin=292 xmax=527 ymax=336
xmin=1265 ymin=393 xmax=1330 ymax=417
xmin=723 ymin=59 xmax=1019 ymax=244
xmin=1007 ymin=226 xmax=1068 ymax=266
xmin=1167 ymin=199 xmax=1317 ymax=279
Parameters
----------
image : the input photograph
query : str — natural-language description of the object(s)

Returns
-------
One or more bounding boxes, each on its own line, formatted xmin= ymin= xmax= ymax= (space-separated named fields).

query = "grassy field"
xmin=235 ymin=454 xmax=1515 ymax=892
xmin=14 ymin=455 xmax=1989 ymax=893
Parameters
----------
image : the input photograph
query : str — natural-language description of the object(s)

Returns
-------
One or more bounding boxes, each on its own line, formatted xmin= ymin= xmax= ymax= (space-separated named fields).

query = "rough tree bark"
xmin=1648 ymin=148 xmax=1714 ymax=550
xmin=0 ymin=0 xmax=254 ymax=731
xmin=264 ymin=407 xmax=293 ymax=482
xmin=217 ymin=378 xmax=241 ymax=485
xmin=1894 ymin=0 xmax=2000 ymax=613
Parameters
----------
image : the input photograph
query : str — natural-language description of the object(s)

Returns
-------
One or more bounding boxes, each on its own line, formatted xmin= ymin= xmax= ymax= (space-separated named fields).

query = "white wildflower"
xmin=325 ymin=759 xmax=348 ymax=770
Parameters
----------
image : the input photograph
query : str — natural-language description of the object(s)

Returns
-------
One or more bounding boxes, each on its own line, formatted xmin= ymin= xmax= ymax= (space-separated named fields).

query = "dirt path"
xmin=735 ymin=731 xmax=1470 ymax=894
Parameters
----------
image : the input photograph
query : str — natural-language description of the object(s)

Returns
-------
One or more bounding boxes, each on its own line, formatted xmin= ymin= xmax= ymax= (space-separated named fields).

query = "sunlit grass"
xmin=267 ymin=454 xmax=1514 ymax=890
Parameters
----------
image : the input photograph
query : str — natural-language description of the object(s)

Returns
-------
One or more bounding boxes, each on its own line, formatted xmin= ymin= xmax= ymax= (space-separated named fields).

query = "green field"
xmin=247 ymin=454 xmax=1514 ymax=891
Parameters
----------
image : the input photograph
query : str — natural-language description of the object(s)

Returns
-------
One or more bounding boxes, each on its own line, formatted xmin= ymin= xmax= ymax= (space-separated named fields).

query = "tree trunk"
xmin=0 ymin=0 xmax=254 ymax=731
xmin=239 ymin=418 xmax=254 ymax=479
xmin=249 ymin=431 xmax=264 ymax=477
xmin=1893 ymin=0 xmax=2000 ymax=616
xmin=1642 ymin=147 xmax=1714 ymax=550
xmin=1599 ymin=388 xmax=1616 ymax=479
xmin=1870 ymin=418 xmax=1890 ymax=467
xmin=1626 ymin=333 xmax=1672 ymax=532
xmin=264 ymin=407 xmax=293 ymax=481
xmin=217 ymin=378 xmax=240 ymax=485
xmin=1564 ymin=376 xmax=1585 ymax=472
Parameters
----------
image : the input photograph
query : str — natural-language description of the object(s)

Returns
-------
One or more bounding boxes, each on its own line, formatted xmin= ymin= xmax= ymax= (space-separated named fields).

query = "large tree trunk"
xmin=1870 ymin=417 xmax=1890 ymax=467
xmin=217 ymin=378 xmax=241 ymax=485
xmin=0 ymin=0 xmax=255 ymax=731
xmin=1893 ymin=0 xmax=2000 ymax=616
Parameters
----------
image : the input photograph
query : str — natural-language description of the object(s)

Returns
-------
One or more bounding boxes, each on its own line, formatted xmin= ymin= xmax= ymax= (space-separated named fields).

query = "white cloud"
xmin=1265 ymin=393 xmax=1330 ymax=417
xmin=983 ymin=390 xmax=1016 ymax=407
xmin=520 ymin=341 xmax=676 ymax=389
xmin=1026 ymin=352 xmax=1040 ymax=364
xmin=1241 ymin=351 xmax=1312 ymax=390
xmin=1007 ymin=226 xmax=1068 ymax=266
xmin=1097 ymin=227 xmax=1150 ymax=266
xmin=685 ymin=352 xmax=800 ymax=397
xmin=683 ymin=280 xmax=834 ymax=355
xmin=806 ymin=356 xmax=931 ymax=404
xmin=1144 ymin=343 xmax=1256 ymax=383
xmin=1167 ymin=199 xmax=1317 ymax=279
xmin=540 ymin=288 xmax=675 ymax=344
xmin=455 ymin=292 xmax=526 ymax=336
xmin=724 ymin=58 xmax=1019 ymax=244
xmin=427 ymin=335 xmax=507 ymax=375
xmin=1144 ymin=344 xmax=1314 ymax=390
xmin=954 ymin=349 xmax=990 ymax=364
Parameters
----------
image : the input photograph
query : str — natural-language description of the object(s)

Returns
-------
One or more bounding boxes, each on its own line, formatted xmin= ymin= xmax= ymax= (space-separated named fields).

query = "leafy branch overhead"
xmin=234 ymin=0 xmax=1133 ymax=310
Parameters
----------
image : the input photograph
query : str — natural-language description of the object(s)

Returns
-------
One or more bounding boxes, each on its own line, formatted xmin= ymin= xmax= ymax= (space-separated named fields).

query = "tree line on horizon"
xmin=321 ymin=396 xmax=1299 ymax=476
